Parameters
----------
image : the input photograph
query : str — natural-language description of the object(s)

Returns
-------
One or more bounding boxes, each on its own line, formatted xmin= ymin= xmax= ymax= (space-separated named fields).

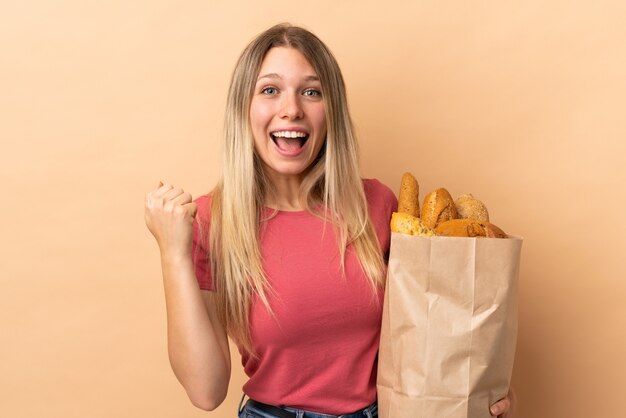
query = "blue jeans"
xmin=238 ymin=395 xmax=378 ymax=418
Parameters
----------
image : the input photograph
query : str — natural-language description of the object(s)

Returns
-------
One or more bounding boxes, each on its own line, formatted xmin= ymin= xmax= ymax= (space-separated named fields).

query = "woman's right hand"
xmin=145 ymin=182 xmax=231 ymax=410
xmin=144 ymin=182 xmax=198 ymax=259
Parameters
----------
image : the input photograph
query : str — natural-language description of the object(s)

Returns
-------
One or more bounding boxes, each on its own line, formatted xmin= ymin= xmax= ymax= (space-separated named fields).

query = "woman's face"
xmin=249 ymin=47 xmax=327 ymax=183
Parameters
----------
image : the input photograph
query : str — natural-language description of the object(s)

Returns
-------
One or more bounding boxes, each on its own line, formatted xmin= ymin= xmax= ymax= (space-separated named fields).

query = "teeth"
xmin=271 ymin=131 xmax=308 ymax=138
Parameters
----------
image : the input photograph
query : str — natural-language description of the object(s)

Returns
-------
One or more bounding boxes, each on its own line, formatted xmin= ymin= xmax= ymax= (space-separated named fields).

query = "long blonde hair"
xmin=208 ymin=23 xmax=385 ymax=355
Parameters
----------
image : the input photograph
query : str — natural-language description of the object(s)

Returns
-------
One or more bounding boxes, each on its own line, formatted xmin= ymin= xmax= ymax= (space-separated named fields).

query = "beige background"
xmin=1 ymin=1 xmax=625 ymax=417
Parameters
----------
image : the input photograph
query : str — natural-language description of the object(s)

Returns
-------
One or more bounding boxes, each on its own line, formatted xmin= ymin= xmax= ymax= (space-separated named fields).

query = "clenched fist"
xmin=145 ymin=182 xmax=198 ymax=259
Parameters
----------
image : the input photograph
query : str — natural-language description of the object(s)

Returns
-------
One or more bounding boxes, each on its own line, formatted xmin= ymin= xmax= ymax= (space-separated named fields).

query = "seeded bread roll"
xmin=455 ymin=194 xmax=489 ymax=222
xmin=390 ymin=212 xmax=434 ymax=236
xmin=397 ymin=172 xmax=420 ymax=217
xmin=421 ymin=188 xmax=458 ymax=229
xmin=434 ymin=219 xmax=507 ymax=238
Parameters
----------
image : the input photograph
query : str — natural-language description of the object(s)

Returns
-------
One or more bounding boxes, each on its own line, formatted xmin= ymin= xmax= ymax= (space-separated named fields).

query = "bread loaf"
xmin=390 ymin=212 xmax=434 ymax=236
xmin=435 ymin=219 xmax=507 ymax=238
xmin=483 ymin=222 xmax=507 ymax=238
xmin=421 ymin=188 xmax=458 ymax=229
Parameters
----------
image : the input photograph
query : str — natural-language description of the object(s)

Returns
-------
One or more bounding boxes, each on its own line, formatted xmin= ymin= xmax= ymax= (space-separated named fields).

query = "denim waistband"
xmin=238 ymin=394 xmax=378 ymax=418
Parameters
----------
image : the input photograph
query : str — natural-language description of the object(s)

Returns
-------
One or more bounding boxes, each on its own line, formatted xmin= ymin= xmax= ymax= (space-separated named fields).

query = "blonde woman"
xmin=145 ymin=24 xmax=514 ymax=418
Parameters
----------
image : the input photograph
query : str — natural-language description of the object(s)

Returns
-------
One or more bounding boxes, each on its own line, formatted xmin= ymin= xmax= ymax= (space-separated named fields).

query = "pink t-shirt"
xmin=191 ymin=179 xmax=397 ymax=415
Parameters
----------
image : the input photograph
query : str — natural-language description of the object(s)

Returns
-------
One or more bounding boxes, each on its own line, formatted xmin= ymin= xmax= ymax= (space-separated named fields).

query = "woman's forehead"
xmin=257 ymin=47 xmax=318 ymax=80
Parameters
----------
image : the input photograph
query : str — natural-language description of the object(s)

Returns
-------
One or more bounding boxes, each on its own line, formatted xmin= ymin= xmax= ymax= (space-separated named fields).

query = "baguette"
xmin=397 ymin=172 xmax=420 ymax=217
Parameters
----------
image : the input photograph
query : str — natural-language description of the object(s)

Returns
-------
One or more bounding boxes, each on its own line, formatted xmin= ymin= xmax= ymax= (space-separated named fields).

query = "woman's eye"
xmin=261 ymin=87 xmax=278 ymax=95
xmin=304 ymin=89 xmax=321 ymax=97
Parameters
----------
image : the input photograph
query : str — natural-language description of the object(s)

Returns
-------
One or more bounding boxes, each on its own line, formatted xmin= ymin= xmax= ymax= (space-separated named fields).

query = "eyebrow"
xmin=257 ymin=73 xmax=320 ymax=82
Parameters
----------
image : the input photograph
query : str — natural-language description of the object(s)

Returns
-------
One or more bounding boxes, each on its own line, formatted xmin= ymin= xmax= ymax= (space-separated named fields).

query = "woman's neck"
xmin=265 ymin=173 xmax=304 ymax=211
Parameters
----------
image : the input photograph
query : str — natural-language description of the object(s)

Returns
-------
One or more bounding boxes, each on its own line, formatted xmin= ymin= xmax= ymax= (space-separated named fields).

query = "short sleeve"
xmin=192 ymin=195 xmax=214 ymax=291
xmin=363 ymin=178 xmax=398 ymax=256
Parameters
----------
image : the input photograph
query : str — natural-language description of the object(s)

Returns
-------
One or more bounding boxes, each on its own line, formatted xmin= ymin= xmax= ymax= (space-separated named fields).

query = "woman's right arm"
xmin=145 ymin=183 xmax=231 ymax=411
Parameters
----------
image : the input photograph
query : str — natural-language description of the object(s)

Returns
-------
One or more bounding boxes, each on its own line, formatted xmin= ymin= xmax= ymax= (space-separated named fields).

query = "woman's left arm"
xmin=490 ymin=388 xmax=516 ymax=417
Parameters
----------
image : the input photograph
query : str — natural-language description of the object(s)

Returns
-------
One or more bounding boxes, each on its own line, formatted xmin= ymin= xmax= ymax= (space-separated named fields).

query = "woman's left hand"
xmin=489 ymin=388 xmax=516 ymax=417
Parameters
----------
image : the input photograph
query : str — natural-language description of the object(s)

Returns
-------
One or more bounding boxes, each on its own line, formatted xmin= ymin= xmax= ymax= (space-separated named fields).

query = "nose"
xmin=279 ymin=93 xmax=304 ymax=120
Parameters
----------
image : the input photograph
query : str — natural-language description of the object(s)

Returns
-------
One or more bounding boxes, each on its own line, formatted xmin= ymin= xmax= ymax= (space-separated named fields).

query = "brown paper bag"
xmin=377 ymin=233 xmax=522 ymax=418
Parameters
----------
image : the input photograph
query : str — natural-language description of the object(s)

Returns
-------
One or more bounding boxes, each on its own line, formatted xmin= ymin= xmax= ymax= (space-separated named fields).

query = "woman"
xmin=145 ymin=23 xmax=514 ymax=418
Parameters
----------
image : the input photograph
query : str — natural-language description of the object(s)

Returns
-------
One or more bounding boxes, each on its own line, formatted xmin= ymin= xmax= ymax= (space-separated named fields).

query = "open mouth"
xmin=270 ymin=130 xmax=310 ymax=154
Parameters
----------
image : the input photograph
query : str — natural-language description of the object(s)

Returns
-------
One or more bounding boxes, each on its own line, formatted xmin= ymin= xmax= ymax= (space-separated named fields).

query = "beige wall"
xmin=1 ymin=1 xmax=624 ymax=417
